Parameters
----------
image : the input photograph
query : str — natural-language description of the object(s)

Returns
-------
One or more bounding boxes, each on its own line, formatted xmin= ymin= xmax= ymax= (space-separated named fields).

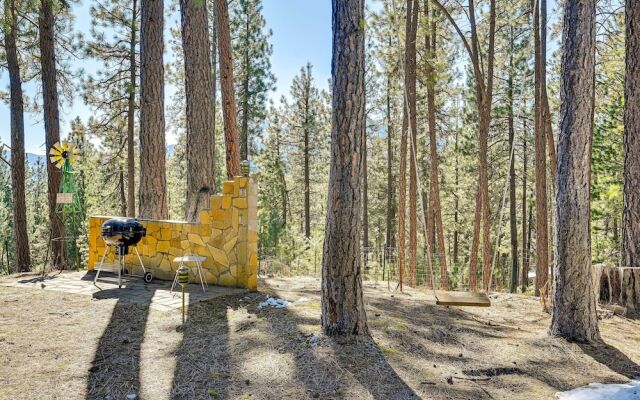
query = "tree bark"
xmin=181 ymin=0 xmax=216 ymax=222
xmin=240 ymin=3 xmax=250 ymax=161
xmin=453 ymin=128 xmax=459 ymax=266
xmin=215 ymin=0 xmax=241 ymax=177
xmin=550 ymin=0 xmax=600 ymax=342
xmin=362 ymin=118 xmax=369 ymax=257
xmin=385 ymin=69 xmax=396 ymax=257
xmin=6 ymin=3 xmax=31 ymax=272
xmin=424 ymin=1 xmax=447 ymax=290
xmin=5 ymin=0 xmax=31 ymax=272
xmin=139 ymin=0 xmax=168 ymax=219
xmin=521 ymin=119 xmax=529 ymax=292
xmin=507 ymin=32 xmax=518 ymax=293
xmin=39 ymin=0 xmax=66 ymax=269
xmin=620 ymin=0 xmax=640 ymax=316
xmin=406 ymin=0 xmax=419 ymax=288
xmin=321 ymin=0 xmax=368 ymax=336
xmin=533 ymin=0 xmax=549 ymax=297
xmin=304 ymin=65 xmax=311 ymax=240
xmin=126 ymin=0 xmax=138 ymax=218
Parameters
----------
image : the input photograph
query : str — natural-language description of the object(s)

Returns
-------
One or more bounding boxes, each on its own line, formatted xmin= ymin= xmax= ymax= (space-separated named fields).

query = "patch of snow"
xmin=259 ymin=297 xmax=289 ymax=309
xmin=556 ymin=379 xmax=640 ymax=400
xmin=308 ymin=334 xmax=320 ymax=347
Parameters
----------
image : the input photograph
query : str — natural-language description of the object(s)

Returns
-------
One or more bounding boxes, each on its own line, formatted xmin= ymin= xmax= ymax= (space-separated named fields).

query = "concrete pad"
xmin=0 ymin=271 xmax=245 ymax=312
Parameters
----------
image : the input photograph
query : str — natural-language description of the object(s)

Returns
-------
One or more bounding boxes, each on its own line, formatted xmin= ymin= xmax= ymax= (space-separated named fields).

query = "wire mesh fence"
xmin=258 ymin=246 xmax=496 ymax=291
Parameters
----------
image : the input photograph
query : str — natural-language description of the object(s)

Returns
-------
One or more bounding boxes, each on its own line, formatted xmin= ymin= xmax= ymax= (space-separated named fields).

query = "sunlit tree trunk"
xmin=126 ymin=0 xmax=138 ymax=218
xmin=550 ymin=0 xmax=600 ymax=343
xmin=321 ymin=0 xmax=369 ymax=336
xmin=621 ymin=0 xmax=640 ymax=316
xmin=139 ymin=0 xmax=168 ymax=219
xmin=181 ymin=0 xmax=216 ymax=221
xmin=215 ymin=0 xmax=241 ymax=177
xmin=39 ymin=0 xmax=67 ymax=268
xmin=424 ymin=0 xmax=447 ymax=289
xmin=533 ymin=0 xmax=549 ymax=297
xmin=5 ymin=0 xmax=31 ymax=272
xmin=406 ymin=0 xmax=419 ymax=288
xmin=507 ymin=31 xmax=518 ymax=293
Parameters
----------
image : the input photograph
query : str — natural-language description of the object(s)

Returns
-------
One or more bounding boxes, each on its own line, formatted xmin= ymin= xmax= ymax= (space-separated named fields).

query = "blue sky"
xmin=0 ymin=0 xmax=334 ymax=155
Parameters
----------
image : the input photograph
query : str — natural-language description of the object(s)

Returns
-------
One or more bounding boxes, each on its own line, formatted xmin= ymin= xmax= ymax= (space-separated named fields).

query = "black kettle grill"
xmin=95 ymin=218 xmax=152 ymax=288
xmin=101 ymin=218 xmax=147 ymax=255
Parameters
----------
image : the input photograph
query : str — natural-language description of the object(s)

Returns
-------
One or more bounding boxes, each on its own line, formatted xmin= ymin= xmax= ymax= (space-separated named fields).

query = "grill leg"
xmin=171 ymin=261 xmax=182 ymax=294
xmin=118 ymin=253 xmax=123 ymax=288
xmin=93 ymin=246 xmax=109 ymax=285
xmin=197 ymin=261 xmax=206 ymax=293
xmin=134 ymin=246 xmax=146 ymax=274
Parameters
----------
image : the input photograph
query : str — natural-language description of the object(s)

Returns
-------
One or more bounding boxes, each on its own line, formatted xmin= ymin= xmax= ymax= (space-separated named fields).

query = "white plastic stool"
xmin=171 ymin=255 xmax=208 ymax=293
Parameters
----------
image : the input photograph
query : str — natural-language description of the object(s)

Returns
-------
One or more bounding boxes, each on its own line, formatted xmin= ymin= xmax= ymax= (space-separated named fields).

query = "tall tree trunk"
xmin=126 ymin=0 xmax=138 ymax=218
xmin=321 ymin=0 xmax=368 ymax=336
xmin=541 ymin=0 xmax=555 ymax=289
xmin=424 ymin=1 xmax=447 ymax=289
xmin=533 ymin=0 xmax=549 ymax=297
xmin=139 ymin=0 xmax=168 ymax=219
xmin=406 ymin=0 xmax=418 ymax=288
xmin=303 ymin=65 xmax=311 ymax=240
xmin=480 ymin=0 xmax=496 ymax=292
xmin=211 ymin=0 xmax=217 ymax=173
xmin=240 ymin=3 xmax=250 ymax=161
xmin=507 ymin=33 xmax=518 ymax=293
xmin=215 ymin=0 xmax=241 ymax=177
xmin=385 ymin=69 xmax=396 ymax=256
xmin=541 ymin=0 xmax=557 ymax=191
xmin=550 ymin=0 xmax=600 ymax=342
xmin=362 ymin=120 xmax=369 ymax=263
xmin=119 ymin=169 xmax=127 ymax=216
xmin=521 ymin=119 xmax=529 ymax=292
xmin=621 ymin=0 xmax=640 ymax=316
xmin=5 ymin=0 xmax=31 ymax=272
xmin=39 ymin=0 xmax=66 ymax=268
xmin=181 ymin=0 xmax=216 ymax=222
xmin=453 ymin=128 xmax=459 ymax=265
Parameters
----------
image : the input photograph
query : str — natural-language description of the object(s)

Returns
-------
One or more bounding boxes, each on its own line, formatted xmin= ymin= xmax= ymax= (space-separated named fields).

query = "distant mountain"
xmin=27 ymin=153 xmax=46 ymax=166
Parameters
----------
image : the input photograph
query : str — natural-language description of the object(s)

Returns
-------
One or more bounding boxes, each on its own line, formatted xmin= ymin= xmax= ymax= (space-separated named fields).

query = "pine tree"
xmin=215 ymin=0 xmax=241 ymax=177
xmin=139 ymin=0 xmax=168 ymax=218
xmin=284 ymin=64 xmax=325 ymax=241
xmin=2 ymin=0 xmax=31 ymax=272
xmin=550 ymin=0 xmax=600 ymax=343
xmin=621 ymin=0 xmax=640 ymax=315
xmin=322 ymin=0 xmax=369 ymax=336
xmin=231 ymin=0 xmax=275 ymax=161
xmin=180 ymin=0 xmax=216 ymax=222
xmin=83 ymin=0 xmax=139 ymax=217
xmin=39 ymin=0 xmax=67 ymax=269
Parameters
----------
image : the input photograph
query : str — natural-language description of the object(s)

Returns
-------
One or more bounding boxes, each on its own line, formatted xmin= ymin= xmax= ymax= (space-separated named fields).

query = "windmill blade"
xmin=55 ymin=159 xmax=65 ymax=169
xmin=49 ymin=147 xmax=61 ymax=155
xmin=53 ymin=142 xmax=62 ymax=152
xmin=50 ymin=156 xmax=60 ymax=164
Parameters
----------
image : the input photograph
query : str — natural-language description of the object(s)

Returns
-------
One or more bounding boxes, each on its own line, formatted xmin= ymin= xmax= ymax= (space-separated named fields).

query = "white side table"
xmin=171 ymin=255 xmax=208 ymax=293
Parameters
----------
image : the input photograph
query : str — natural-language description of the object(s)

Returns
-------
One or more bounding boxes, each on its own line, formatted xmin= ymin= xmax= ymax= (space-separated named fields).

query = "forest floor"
xmin=1 ymin=273 xmax=639 ymax=400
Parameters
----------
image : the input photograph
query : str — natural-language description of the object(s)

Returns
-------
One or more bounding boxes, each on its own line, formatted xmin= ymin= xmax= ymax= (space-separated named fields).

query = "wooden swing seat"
xmin=435 ymin=291 xmax=492 ymax=307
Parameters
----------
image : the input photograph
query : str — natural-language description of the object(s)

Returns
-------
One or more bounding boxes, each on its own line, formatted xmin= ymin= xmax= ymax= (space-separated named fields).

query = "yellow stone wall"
xmin=87 ymin=176 xmax=258 ymax=290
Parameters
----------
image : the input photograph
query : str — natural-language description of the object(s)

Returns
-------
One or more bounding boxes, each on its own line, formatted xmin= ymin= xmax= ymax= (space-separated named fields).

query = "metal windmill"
xmin=49 ymin=141 xmax=84 ymax=269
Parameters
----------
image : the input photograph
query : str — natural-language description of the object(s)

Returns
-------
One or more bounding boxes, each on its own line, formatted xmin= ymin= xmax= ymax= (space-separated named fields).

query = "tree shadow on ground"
xmin=86 ymin=284 xmax=155 ymax=399
xmin=579 ymin=340 xmax=640 ymax=379
xmin=257 ymin=283 xmax=420 ymax=399
xmin=169 ymin=292 xmax=245 ymax=400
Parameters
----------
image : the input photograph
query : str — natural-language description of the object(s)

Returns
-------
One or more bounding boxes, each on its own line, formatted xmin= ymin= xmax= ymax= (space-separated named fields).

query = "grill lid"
xmin=101 ymin=218 xmax=146 ymax=247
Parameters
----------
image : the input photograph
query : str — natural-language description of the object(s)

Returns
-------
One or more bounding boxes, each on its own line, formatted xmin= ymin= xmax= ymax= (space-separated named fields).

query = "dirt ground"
xmin=1 ymin=274 xmax=639 ymax=400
